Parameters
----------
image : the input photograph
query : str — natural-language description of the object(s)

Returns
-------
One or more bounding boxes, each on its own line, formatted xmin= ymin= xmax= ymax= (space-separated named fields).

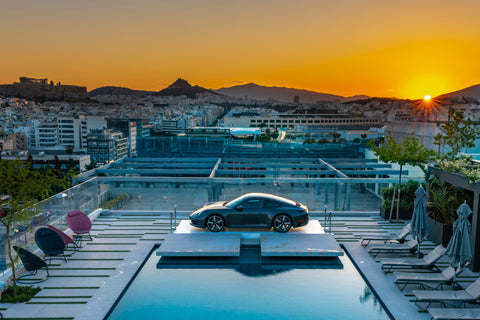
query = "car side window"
xmin=264 ymin=200 xmax=281 ymax=208
xmin=238 ymin=199 xmax=264 ymax=209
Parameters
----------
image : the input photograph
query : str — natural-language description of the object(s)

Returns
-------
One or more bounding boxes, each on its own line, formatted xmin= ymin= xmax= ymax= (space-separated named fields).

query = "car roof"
xmin=239 ymin=193 xmax=298 ymax=206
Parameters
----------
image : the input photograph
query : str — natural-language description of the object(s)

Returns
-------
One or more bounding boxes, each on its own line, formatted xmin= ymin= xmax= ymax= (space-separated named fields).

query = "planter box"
xmin=427 ymin=216 xmax=453 ymax=247
xmin=380 ymin=207 xmax=413 ymax=221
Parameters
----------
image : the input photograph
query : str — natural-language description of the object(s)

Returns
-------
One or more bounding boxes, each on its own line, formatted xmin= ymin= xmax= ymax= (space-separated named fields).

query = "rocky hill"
xmin=155 ymin=78 xmax=219 ymax=98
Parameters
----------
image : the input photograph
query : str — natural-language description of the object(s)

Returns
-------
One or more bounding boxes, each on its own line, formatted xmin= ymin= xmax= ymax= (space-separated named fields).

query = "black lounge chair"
xmin=379 ymin=245 xmax=446 ymax=273
xmin=414 ymin=278 xmax=480 ymax=311
xmin=35 ymin=227 xmax=68 ymax=264
xmin=360 ymin=223 xmax=411 ymax=247
xmin=368 ymin=238 xmax=418 ymax=258
xmin=13 ymin=246 xmax=49 ymax=283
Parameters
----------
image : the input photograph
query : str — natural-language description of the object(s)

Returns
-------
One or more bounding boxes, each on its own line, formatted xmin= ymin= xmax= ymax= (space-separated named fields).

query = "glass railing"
xmin=0 ymin=174 xmax=420 ymax=277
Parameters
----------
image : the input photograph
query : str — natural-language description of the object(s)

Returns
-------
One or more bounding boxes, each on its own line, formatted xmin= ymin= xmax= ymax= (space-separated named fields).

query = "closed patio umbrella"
xmin=446 ymin=202 xmax=474 ymax=285
xmin=410 ymin=186 xmax=428 ymax=256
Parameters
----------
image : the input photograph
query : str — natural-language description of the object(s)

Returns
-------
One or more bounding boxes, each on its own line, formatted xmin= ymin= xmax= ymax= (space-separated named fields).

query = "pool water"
xmin=107 ymin=250 xmax=391 ymax=320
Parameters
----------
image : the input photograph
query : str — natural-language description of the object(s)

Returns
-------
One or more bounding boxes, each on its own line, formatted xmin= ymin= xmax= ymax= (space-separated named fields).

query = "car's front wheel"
xmin=206 ymin=214 xmax=225 ymax=232
xmin=273 ymin=214 xmax=292 ymax=233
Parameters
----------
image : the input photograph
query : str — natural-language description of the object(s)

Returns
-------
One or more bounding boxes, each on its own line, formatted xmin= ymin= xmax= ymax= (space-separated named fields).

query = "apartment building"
xmin=87 ymin=129 xmax=128 ymax=164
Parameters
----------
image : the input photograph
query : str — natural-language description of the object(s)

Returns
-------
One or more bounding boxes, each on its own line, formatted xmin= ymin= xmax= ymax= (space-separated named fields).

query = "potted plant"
xmin=426 ymin=108 xmax=480 ymax=248
xmin=426 ymin=170 xmax=474 ymax=246
xmin=380 ymin=180 xmax=423 ymax=220
xmin=368 ymin=132 xmax=436 ymax=222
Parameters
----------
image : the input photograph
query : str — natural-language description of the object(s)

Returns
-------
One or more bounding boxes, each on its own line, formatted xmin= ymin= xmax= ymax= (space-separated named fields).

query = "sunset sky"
xmin=2 ymin=0 xmax=480 ymax=99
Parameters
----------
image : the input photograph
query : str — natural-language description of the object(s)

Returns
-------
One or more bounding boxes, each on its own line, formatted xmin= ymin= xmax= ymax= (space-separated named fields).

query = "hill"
xmin=437 ymin=84 xmax=480 ymax=100
xmin=89 ymin=86 xmax=154 ymax=96
xmin=155 ymin=78 xmax=219 ymax=98
xmin=214 ymin=83 xmax=368 ymax=103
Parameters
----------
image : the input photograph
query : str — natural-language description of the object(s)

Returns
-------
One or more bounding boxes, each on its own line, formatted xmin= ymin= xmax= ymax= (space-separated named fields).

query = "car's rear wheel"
xmin=273 ymin=214 xmax=292 ymax=233
xmin=206 ymin=214 xmax=225 ymax=232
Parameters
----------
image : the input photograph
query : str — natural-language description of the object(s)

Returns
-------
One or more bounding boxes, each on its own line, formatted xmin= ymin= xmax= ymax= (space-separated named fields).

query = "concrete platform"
xmin=156 ymin=233 xmax=241 ymax=256
xmin=175 ymin=219 xmax=325 ymax=234
xmin=158 ymin=220 xmax=342 ymax=258
xmin=260 ymin=233 xmax=344 ymax=257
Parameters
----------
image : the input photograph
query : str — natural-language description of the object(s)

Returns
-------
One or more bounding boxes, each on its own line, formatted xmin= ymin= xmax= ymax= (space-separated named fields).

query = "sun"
xmin=424 ymin=94 xmax=431 ymax=101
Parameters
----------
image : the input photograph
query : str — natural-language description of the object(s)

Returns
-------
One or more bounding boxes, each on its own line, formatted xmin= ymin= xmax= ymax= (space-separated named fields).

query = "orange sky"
xmin=2 ymin=0 xmax=480 ymax=99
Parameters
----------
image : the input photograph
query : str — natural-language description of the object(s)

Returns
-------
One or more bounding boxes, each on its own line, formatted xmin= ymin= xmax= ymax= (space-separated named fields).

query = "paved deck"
xmin=1 ymin=212 xmax=479 ymax=320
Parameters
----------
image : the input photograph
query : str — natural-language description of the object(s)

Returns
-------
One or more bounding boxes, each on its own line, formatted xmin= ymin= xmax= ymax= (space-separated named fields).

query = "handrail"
xmin=170 ymin=205 xmax=177 ymax=233
xmin=323 ymin=206 xmax=332 ymax=234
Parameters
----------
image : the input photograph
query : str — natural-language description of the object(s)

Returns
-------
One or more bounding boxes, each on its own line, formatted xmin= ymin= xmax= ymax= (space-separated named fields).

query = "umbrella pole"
xmin=416 ymin=239 xmax=424 ymax=258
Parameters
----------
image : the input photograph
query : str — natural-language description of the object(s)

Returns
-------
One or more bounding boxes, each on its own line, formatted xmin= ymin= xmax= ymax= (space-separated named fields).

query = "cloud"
xmin=231 ymin=80 xmax=245 ymax=84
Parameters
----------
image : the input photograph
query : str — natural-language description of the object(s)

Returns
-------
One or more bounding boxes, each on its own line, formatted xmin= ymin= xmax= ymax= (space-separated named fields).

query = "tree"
xmin=368 ymin=132 xmax=436 ymax=222
xmin=65 ymin=145 xmax=74 ymax=155
xmin=332 ymin=132 xmax=341 ymax=142
xmin=434 ymin=109 xmax=480 ymax=160
xmin=0 ymin=159 xmax=60 ymax=295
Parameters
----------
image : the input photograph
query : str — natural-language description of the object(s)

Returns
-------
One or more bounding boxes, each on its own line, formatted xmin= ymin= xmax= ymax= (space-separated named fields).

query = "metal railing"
xmin=170 ymin=205 xmax=177 ymax=233
xmin=323 ymin=206 xmax=332 ymax=234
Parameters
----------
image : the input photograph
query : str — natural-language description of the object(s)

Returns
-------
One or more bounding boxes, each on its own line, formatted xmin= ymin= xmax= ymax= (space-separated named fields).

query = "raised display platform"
xmin=261 ymin=233 xmax=343 ymax=257
xmin=156 ymin=220 xmax=343 ymax=258
xmin=156 ymin=233 xmax=241 ymax=257
xmin=175 ymin=219 xmax=324 ymax=234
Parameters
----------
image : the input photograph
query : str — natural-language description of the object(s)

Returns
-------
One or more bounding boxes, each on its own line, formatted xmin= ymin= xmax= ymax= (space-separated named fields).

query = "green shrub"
xmin=1 ymin=285 xmax=41 ymax=303
xmin=381 ymin=180 xmax=423 ymax=210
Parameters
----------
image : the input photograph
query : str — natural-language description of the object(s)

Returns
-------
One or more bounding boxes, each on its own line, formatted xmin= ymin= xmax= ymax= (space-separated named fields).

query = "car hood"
xmin=202 ymin=201 xmax=227 ymax=209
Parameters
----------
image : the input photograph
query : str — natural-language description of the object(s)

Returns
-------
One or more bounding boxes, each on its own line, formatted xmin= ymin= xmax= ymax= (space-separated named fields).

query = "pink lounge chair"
xmin=46 ymin=224 xmax=78 ymax=252
xmin=65 ymin=210 xmax=92 ymax=246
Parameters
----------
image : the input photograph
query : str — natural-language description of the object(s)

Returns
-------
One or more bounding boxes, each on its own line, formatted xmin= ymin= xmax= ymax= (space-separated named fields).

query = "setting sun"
xmin=424 ymin=95 xmax=431 ymax=101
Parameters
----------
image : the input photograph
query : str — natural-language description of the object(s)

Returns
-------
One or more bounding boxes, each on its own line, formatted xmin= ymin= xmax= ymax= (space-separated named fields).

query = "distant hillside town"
xmin=0 ymin=76 xmax=480 ymax=173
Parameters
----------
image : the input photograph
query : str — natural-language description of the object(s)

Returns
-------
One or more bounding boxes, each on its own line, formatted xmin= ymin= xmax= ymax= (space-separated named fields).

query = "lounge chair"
xmin=47 ymin=223 xmax=78 ymax=252
xmin=428 ymin=308 xmax=480 ymax=320
xmin=35 ymin=227 xmax=68 ymax=264
xmin=414 ymin=278 xmax=480 ymax=311
xmin=379 ymin=245 xmax=446 ymax=273
xmin=368 ymin=238 xmax=418 ymax=258
xmin=360 ymin=223 xmax=411 ymax=247
xmin=394 ymin=266 xmax=464 ymax=291
xmin=13 ymin=246 xmax=49 ymax=283
xmin=66 ymin=210 xmax=92 ymax=247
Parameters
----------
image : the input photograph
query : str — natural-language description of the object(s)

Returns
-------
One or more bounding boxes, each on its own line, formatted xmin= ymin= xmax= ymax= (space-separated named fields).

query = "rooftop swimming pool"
xmin=106 ymin=245 xmax=391 ymax=320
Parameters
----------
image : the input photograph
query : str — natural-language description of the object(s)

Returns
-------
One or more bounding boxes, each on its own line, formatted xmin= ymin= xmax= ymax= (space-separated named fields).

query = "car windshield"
xmin=225 ymin=196 xmax=248 ymax=208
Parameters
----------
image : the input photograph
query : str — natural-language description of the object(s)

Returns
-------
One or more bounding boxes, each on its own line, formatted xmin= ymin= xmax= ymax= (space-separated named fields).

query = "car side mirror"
xmin=236 ymin=206 xmax=243 ymax=211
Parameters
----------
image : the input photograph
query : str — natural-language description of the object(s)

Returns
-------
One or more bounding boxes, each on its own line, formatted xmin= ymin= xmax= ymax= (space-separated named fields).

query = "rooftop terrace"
xmin=2 ymin=203 xmax=478 ymax=319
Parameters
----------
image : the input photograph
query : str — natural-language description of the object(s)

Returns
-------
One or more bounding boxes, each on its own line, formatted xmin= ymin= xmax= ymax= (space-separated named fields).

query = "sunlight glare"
xmin=424 ymin=95 xmax=431 ymax=101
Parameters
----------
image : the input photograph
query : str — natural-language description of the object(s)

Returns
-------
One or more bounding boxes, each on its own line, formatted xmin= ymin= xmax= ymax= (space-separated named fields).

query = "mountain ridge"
xmin=437 ymin=83 xmax=480 ymax=99
xmin=214 ymin=83 xmax=368 ymax=103
xmin=86 ymin=79 xmax=480 ymax=102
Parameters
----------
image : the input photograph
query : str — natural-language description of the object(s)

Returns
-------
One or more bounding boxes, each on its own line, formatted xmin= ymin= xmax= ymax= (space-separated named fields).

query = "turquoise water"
xmin=107 ymin=253 xmax=391 ymax=320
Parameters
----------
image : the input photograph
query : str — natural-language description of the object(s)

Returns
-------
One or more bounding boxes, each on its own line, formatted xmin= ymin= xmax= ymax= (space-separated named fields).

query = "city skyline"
xmin=2 ymin=0 xmax=480 ymax=99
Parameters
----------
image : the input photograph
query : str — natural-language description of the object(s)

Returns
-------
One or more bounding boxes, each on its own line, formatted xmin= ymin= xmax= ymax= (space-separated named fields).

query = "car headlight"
xmin=191 ymin=211 xmax=200 ymax=218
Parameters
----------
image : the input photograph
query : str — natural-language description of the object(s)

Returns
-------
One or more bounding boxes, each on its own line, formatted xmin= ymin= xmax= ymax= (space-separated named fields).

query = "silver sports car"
xmin=189 ymin=193 xmax=309 ymax=232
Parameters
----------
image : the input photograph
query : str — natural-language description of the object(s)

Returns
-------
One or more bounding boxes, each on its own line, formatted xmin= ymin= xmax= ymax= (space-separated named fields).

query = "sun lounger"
xmin=360 ymin=223 xmax=411 ymax=247
xmin=394 ymin=266 xmax=463 ymax=291
xmin=428 ymin=308 xmax=480 ymax=320
xmin=368 ymin=238 xmax=418 ymax=258
xmin=413 ymin=278 xmax=480 ymax=311
xmin=379 ymin=245 xmax=446 ymax=273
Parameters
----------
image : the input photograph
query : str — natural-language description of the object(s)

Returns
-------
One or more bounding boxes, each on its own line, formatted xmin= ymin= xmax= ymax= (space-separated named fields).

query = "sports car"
xmin=189 ymin=193 xmax=309 ymax=232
